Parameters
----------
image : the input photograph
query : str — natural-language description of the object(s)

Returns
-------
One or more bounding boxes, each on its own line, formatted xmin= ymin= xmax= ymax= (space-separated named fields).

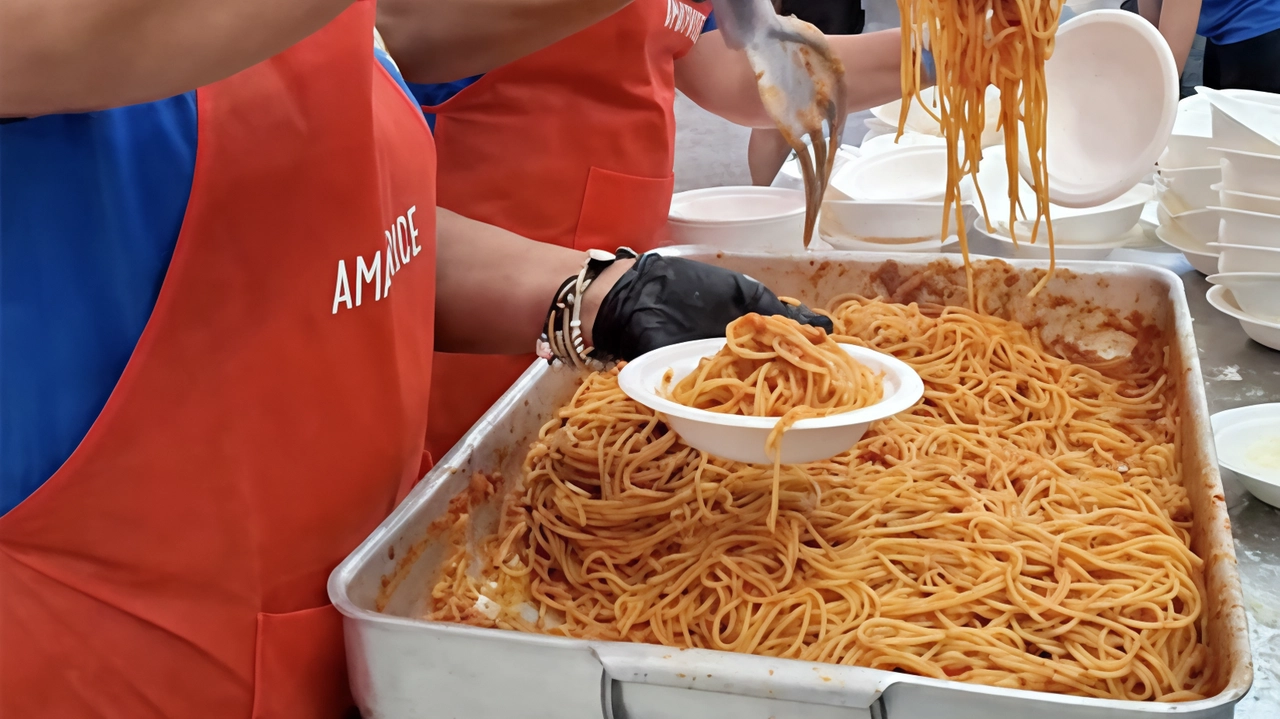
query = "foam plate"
xmin=618 ymin=339 xmax=924 ymax=465
xmin=829 ymin=146 xmax=948 ymax=202
xmin=1205 ymin=285 xmax=1280 ymax=352
xmin=1155 ymin=225 xmax=1219 ymax=274
xmin=1206 ymin=272 xmax=1280 ymax=323
xmin=1034 ymin=11 xmax=1177 ymax=207
xmin=1211 ymin=403 xmax=1280 ymax=508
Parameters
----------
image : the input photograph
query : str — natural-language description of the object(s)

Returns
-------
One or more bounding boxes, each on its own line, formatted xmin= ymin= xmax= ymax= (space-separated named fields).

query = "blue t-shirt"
xmin=1198 ymin=0 xmax=1280 ymax=45
xmin=0 ymin=49 xmax=413 ymax=515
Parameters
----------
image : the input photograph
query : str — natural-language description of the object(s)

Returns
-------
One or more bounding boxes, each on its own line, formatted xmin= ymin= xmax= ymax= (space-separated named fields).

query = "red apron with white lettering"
xmin=424 ymin=0 xmax=711 ymax=459
xmin=0 ymin=3 xmax=436 ymax=717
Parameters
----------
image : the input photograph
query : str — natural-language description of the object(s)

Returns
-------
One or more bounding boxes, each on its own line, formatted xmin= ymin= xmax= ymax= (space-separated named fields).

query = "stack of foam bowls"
xmin=963 ymin=146 xmax=1152 ymax=260
xmin=819 ymin=144 xmax=958 ymax=252
xmin=1152 ymin=93 xmax=1222 ymax=273
xmin=1190 ymin=87 xmax=1280 ymax=350
xmin=666 ymin=187 xmax=807 ymax=250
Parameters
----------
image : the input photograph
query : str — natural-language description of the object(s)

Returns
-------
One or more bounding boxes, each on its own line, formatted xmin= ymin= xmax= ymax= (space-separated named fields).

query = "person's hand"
xmin=587 ymin=253 xmax=833 ymax=362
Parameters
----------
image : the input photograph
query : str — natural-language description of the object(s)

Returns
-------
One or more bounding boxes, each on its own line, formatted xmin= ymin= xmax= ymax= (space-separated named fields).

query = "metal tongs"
xmin=712 ymin=0 xmax=847 ymax=247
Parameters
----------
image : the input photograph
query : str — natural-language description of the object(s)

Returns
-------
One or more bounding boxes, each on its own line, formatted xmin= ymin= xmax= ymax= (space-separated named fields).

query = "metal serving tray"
xmin=331 ymin=250 xmax=1253 ymax=719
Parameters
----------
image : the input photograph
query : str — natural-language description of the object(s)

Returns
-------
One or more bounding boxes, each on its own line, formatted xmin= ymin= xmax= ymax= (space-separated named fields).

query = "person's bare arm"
xmin=747 ymin=129 xmax=793 ymax=185
xmin=434 ymin=208 xmax=631 ymax=354
xmin=675 ymin=28 xmax=906 ymax=128
xmin=435 ymin=208 xmax=832 ymax=358
xmin=0 ymin=0 xmax=355 ymax=117
xmin=378 ymin=0 xmax=634 ymax=84
xmin=1137 ymin=0 xmax=1162 ymax=27
xmin=1140 ymin=0 xmax=1201 ymax=76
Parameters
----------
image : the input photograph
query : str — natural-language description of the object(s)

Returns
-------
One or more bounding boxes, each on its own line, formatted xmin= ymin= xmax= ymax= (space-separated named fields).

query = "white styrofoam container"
xmin=617 ymin=340 xmax=924 ymax=465
xmin=331 ymin=250 xmax=1252 ymax=719
xmin=667 ymin=187 xmax=807 ymax=251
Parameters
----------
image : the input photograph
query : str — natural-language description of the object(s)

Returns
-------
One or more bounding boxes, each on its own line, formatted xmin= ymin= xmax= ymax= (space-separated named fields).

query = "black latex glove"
xmin=591 ymin=254 xmax=833 ymax=362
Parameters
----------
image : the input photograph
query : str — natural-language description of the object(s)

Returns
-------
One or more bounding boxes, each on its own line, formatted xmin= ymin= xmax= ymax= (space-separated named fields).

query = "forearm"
xmin=0 ymin=0 xmax=353 ymax=117
xmin=831 ymin=29 xmax=911 ymax=112
xmin=676 ymin=29 xmax=906 ymax=128
xmin=434 ymin=208 xmax=630 ymax=354
xmin=748 ymin=129 xmax=793 ymax=185
xmin=1137 ymin=0 xmax=1162 ymax=27
xmin=1151 ymin=0 xmax=1202 ymax=76
xmin=378 ymin=0 xmax=633 ymax=84
xmin=435 ymin=209 xmax=834 ymax=361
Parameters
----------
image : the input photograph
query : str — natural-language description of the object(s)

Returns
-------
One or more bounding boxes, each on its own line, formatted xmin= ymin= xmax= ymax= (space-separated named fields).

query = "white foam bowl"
xmin=1157 ymin=202 xmax=1219 ymax=246
xmin=1154 ymin=183 xmax=1202 ymax=217
xmin=617 ymin=339 xmax=925 ymax=465
xmin=1198 ymin=86 xmax=1280 ymax=146
xmin=969 ymin=146 xmax=1148 ymax=244
xmin=966 ymin=145 xmax=1033 ymax=225
xmin=820 ymin=200 xmax=946 ymax=245
xmin=777 ymin=146 xmax=859 ymax=193
xmin=822 ymin=233 xmax=949 ymax=253
xmin=1216 ymin=205 xmax=1280 ymax=249
xmin=1208 ymin=242 xmax=1280 ymax=274
xmin=1207 ymin=272 xmax=1280 ymax=323
xmin=1207 ymin=105 xmax=1280 ymax=156
xmin=857 ymin=132 xmax=947 ymax=160
xmin=1211 ymin=403 xmax=1280 ymax=508
xmin=1218 ymin=88 xmax=1280 ymax=107
xmin=830 ymin=146 xmax=948 ymax=202
xmin=1206 ymin=285 xmax=1280 ymax=352
xmin=971 ymin=218 xmax=1128 ymax=261
xmin=1011 ymin=183 xmax=1151 ymax=244
xmin=1161 ymin=96 xmax=1214 ymax=168
xmin=870 ymin=86 xmax=1002 ymax=146
xmin=1156 ymin=165 xmax=1221 ymax=210
xmin=1216 ymin=147 xmax=1280 ymax=197
xmin=1159 ymin=135 xmax=1219 ymax=170
xmin=1214 ymin=183 xmax=1280 ymax=215
xmin=1155 ymin=225 xmax=1219 ymax=274
xmin=667 ymin=187 xmax=806 ymax=250
xmin=1033 ymin=11 xmax=1177 ymax=207
xmin=1177 ymin=91 xmax=1211 ymax=117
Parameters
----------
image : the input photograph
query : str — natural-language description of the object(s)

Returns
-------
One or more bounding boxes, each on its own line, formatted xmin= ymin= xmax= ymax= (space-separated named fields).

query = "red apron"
xmin=424 ymin=0 xmax=711 ymax=459
xmin=0 ymin=3 xmax=436 ymax=718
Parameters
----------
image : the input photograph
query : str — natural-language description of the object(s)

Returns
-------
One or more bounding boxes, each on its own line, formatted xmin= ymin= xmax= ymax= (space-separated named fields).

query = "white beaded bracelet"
xmin=536 ymin=248 xmax=637 ymax=369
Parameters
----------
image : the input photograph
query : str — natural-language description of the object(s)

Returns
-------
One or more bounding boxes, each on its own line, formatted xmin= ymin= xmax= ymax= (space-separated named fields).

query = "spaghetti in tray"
xmin=428 ymin=298 xmax=1212 ymax=702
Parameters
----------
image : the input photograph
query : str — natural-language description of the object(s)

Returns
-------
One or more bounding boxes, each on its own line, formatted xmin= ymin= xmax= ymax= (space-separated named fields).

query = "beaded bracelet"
xmin=536 ymin=248 xmax=638 ymax=369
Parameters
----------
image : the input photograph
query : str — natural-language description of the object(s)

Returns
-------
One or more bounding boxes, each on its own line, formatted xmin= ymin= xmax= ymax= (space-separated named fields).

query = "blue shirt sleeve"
xmin=704 ymin=10 xmax=716 ymax=33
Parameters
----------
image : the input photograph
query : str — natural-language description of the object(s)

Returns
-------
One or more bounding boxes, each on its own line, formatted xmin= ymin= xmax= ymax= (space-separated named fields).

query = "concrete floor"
xmin=672 ymin=93 xmax=873 ymax=191
xmin=672 ymin=92 xmax=752 ymax=192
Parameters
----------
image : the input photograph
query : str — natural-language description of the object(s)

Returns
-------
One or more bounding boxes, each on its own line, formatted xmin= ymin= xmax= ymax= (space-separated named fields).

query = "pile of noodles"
xmin=429 ymin=297 xmax=1210 ymax=702
xmin=897 ymin=0 xmax=1062 ymax=297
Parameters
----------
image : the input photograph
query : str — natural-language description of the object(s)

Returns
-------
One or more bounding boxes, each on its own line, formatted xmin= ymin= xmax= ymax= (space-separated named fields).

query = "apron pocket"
xmin=252 ymin=604 xmax=353 ymax=719
xmin=574 ymin=167 xmax=675 ymax=252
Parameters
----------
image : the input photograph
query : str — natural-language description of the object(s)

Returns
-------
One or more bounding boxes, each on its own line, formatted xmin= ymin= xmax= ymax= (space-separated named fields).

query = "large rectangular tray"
xmin=330 ymin=250 xmax=1252 ymax=719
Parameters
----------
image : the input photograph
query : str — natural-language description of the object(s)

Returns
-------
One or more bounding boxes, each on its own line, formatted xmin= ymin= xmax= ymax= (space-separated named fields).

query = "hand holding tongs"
xmin=710 ymin=0 xmax=847 ymax=247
